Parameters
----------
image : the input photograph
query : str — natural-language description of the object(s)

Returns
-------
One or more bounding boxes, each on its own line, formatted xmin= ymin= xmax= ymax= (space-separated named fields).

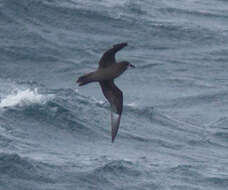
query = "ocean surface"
xmin=1 ymin=0 xmax=228 ymax=189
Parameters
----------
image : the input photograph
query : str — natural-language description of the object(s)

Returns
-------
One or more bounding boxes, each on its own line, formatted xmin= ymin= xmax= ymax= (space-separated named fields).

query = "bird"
xmin=76 ymin=42 xmax=135 ymax=142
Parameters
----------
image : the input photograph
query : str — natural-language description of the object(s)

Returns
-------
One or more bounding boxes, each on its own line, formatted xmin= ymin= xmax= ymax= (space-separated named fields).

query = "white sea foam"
xmin=127 ymin=102 xmax=138 ymax=108
xmin=0 ymin=88 xmax=53 ymax=108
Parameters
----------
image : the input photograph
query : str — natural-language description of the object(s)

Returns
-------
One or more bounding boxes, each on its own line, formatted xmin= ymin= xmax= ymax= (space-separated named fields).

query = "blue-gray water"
xmin=1 ymin=0 xmax=228 ymax=189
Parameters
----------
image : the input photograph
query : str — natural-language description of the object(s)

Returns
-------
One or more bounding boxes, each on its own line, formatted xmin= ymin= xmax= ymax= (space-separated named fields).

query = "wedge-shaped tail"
xmin=76 ymin=72 xmax=94 ymax=86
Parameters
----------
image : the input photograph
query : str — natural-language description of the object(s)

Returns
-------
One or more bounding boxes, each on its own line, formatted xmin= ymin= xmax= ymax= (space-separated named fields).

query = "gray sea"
xmin=1 ymin=0 xmax=228 ymax=189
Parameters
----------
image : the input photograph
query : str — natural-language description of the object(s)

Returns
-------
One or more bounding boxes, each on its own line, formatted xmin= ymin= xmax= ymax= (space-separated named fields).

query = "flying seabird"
xmin=77 ymin=42 xmax=135 ymax=142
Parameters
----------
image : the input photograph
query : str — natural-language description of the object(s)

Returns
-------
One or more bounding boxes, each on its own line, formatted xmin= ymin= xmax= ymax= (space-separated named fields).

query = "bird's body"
xmin=78 ymin=61 xmax=129 ymax=84
xmin=77 ymin=43 xmax=134 ymax=142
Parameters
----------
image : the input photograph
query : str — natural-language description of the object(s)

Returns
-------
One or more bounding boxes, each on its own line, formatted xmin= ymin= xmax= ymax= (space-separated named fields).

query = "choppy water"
xmin=1 ymin=0 xmax=228 ymax=189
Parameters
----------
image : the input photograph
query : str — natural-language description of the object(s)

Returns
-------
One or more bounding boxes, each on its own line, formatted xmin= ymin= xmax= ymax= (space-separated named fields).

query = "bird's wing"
xmin=99 ymin=80 xmax=123 ymax=142
xmin=98 ymin=42 xmax=128 ymax=68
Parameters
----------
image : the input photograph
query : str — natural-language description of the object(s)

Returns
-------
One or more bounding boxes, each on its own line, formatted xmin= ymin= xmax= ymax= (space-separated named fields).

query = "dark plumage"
xmin=77 ymin=43 xmax=135 ymax=142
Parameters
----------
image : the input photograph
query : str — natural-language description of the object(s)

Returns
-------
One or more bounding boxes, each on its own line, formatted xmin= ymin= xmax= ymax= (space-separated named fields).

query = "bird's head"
xmin=120 ymin=61 xmax=135 ymax=70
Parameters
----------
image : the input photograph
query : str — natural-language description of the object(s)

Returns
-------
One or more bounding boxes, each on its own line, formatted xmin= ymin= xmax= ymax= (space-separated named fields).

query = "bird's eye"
xmin=129 ymin=64 xmax=135 ymax=68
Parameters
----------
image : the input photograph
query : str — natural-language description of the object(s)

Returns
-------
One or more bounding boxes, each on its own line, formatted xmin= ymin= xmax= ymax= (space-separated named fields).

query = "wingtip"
xmin=121 ymin=42 xmax=128 ymax=46
xmin=111 ymin=136 xmax=115 ymax=143
xmin=113 ymin=42 xmax=128 ymax=49
xmin=111 ymin=112 xmax=121 ymax=143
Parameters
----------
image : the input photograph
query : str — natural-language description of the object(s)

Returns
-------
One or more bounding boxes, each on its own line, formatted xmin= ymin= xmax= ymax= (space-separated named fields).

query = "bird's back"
xmin=92 ymin=63 xmax=127 ymax=81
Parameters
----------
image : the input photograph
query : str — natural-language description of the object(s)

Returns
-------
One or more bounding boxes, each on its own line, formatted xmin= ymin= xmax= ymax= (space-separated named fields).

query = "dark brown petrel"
xmin=76 ymin=43 xmax=135 ymax=142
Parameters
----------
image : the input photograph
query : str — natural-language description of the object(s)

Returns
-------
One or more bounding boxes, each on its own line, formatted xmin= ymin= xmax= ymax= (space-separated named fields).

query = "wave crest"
xmin=0 ymin=88 xmax=54 ymax=108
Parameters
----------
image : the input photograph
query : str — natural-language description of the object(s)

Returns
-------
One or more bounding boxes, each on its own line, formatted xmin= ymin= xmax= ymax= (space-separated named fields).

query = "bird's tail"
xmin=76 ymin=72 xmax=95 ymax=86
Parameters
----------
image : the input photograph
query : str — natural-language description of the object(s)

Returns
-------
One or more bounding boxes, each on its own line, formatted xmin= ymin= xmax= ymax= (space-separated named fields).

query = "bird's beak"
xmin=129 ymin=64 xmax=135 ymax=68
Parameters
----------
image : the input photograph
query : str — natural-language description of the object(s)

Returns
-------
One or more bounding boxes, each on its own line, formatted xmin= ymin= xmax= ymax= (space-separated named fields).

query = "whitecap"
xmin=0 ymin=88 xmax=54 ymax=108
xmin=127 ymin=102 xmax=138 ymax=108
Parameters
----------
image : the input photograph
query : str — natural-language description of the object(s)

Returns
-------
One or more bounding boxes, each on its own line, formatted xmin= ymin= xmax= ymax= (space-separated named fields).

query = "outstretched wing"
xmin=98 ymin=42 xmax=128 ymax=69
xmin=99 ymin=80 xmax=123 ymax=142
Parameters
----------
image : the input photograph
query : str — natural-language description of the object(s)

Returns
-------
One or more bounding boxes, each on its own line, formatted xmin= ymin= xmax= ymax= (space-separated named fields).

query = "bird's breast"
xmin=93 ymin=65 xmax=125 ymax=81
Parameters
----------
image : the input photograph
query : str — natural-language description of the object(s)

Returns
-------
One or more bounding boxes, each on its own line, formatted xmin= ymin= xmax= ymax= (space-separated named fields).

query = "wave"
xmin=78 ymin=159 xmax=143 ymax=189
xmin=0 ymin=83 xmax=209 ymax=147
xmin=0 ymin=87 xmax=109 ymax=142
xmin=168 ymin=164 xmax=202 ymax=178
xmin=207 ymin=117 xmax=228 ymax=129
xmin=206 ymin=117 xmax=228 ymax=148
xmin=156 ymin=89 xmax=228 ymax=109
xmin=93 ymin=159 xmax=138 ymax=176
xmin=0 ymin=152 xmax=36 ymax=177
xmin=0 ymin=88 xmax=53 ymax=108
xmin=0 ymin=152 xmax=57 ymax=190
xmin=167 ymin=164 xmax=228 ymax=189
xmin=0 ymin=152 xmax=51 ymax=180
xmin=1 ymin=0 xmax=127 ymax=25
xmin=160 ymin=7 xmax=228 ymax=20
xmin=125 ymin=103 xmax=202 ymax=133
